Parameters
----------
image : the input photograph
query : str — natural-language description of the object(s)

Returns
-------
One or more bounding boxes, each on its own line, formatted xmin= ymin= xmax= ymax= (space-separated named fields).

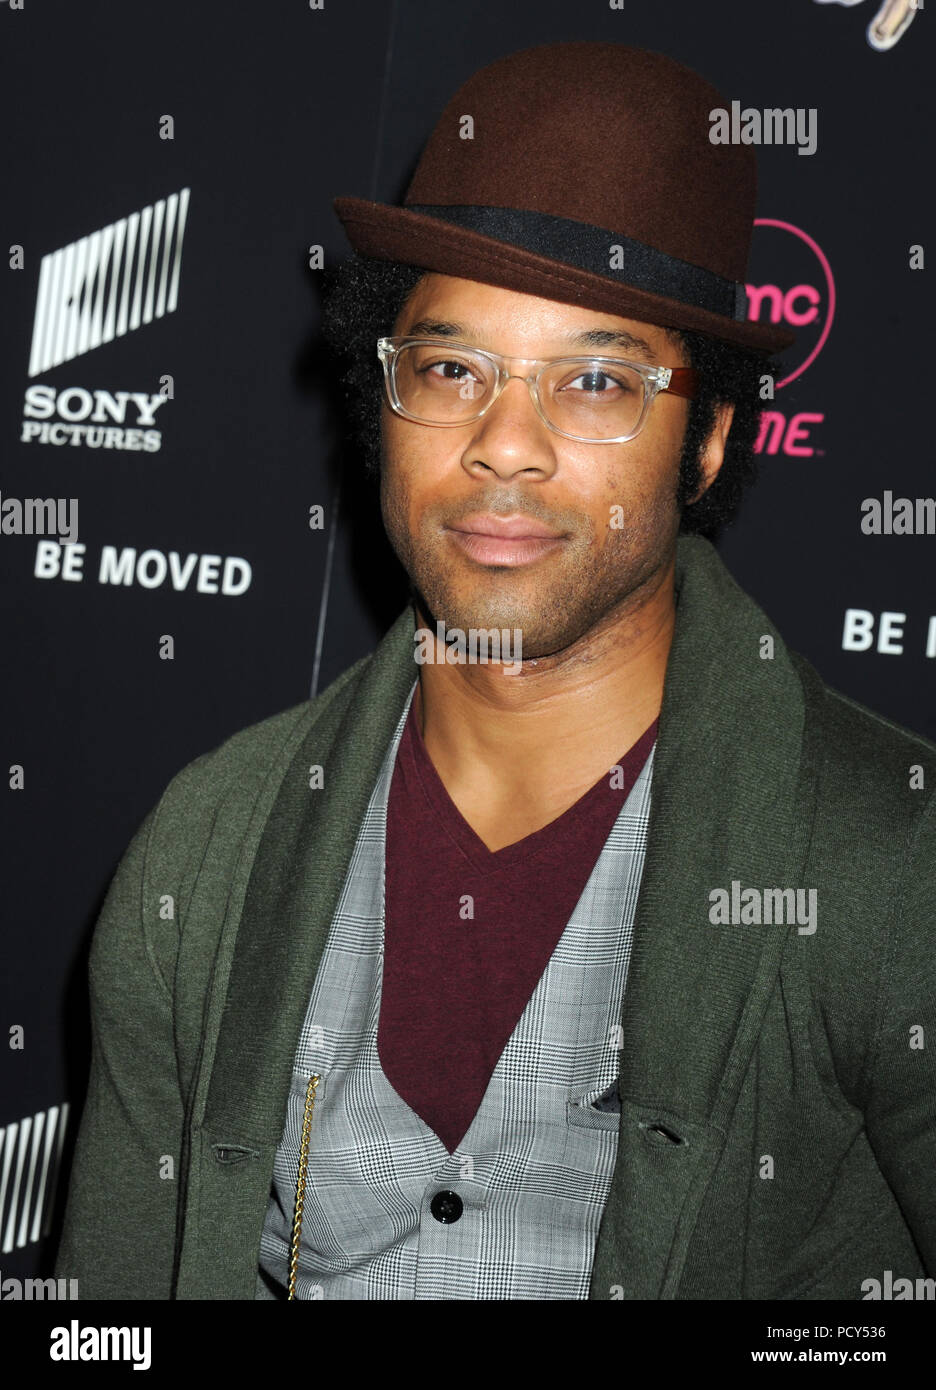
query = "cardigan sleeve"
xmin=52 ymin=801 xmax=185 ymax=1299
xmin=51 ymin=668 xmax=370 ymax=1300
xmin=862 ymin=794 xmax=936 ymax=1273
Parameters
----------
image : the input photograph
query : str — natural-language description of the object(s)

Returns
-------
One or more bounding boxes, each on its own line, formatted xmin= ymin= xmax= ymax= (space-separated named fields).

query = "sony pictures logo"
xmin=21 ymin=190 xmax=189 ymax=453
xmin=21 ymin=385 xmax=166 ymax=452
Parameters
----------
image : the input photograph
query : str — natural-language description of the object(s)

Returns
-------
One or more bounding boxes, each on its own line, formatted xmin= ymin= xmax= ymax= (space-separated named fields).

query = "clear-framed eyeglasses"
xmin=377 ymin=336 xmax=698 ymax=445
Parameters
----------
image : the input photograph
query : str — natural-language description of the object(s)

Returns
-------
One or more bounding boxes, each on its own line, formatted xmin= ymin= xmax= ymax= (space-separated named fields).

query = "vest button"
xmin=430 ymin=1190 xmax=463 ymax=1224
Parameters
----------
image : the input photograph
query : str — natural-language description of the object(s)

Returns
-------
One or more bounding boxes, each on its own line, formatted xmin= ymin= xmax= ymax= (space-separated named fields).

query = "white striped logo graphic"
xmin=28 ymin=188 xmax=191 ymax=378
xmin=0 ymin=1103 xmax=70 ymax=1253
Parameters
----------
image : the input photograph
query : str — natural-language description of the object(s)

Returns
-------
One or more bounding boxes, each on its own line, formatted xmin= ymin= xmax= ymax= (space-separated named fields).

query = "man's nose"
xmin=461 ymin=375 xmax=558 ymax=480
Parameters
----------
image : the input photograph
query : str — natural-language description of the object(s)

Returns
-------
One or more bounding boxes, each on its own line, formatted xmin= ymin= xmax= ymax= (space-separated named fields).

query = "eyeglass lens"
xmin=391 ymin=343 xmax=648 ymax=441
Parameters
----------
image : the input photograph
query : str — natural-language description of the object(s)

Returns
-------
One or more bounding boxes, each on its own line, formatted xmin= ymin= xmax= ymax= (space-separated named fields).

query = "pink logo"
xmin=747 ymin=219 xmax=836 ymax=389
xmin=756 ymin=410 xmax=825 ymax=457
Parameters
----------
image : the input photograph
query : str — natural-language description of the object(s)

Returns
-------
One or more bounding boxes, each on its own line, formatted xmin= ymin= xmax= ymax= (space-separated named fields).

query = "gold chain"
xmin=287 ymin=1073 xmax=320 ymax=1301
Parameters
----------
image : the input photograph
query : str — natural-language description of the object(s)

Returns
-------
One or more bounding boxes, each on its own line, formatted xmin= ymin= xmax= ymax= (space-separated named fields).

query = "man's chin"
xmin=413 ymin=601 xmax=588 ymax=665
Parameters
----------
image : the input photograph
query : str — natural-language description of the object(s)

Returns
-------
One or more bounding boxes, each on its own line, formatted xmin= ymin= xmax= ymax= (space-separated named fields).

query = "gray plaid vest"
xmin=258 ymin=679 xmax=654 ymax=1299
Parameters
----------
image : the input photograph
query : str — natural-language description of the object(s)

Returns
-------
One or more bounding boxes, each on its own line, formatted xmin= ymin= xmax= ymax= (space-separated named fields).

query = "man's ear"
xmin=687 ymin=402 xmax=734 ymax=506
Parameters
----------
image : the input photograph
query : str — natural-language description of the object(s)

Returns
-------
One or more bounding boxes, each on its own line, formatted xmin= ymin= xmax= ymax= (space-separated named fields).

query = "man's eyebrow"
xmin=402 ymin=318 xmax=661 ymax=362
xmin=405 ymin=319 xmax=466 ymax=339
xmin=568 ymin=328 xmax=660 ymax=362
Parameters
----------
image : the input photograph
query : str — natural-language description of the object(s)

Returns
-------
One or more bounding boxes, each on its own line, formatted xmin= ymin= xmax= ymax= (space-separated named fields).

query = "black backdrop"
xmin=0 ymin=0 xmax=931 ymax=1281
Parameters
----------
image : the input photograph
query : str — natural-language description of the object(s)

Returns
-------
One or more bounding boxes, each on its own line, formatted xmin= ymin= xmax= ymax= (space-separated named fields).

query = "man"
xmin=55 ymin=42 xmax=935 ymax=1300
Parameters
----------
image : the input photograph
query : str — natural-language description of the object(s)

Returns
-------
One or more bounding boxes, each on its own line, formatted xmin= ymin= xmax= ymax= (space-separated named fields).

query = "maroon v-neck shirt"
xmin=378 ymin=695 xmax=657 ymax=1152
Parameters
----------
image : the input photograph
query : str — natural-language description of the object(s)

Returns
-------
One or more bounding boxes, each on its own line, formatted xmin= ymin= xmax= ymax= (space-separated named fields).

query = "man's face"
xmin=380 ymin=272 xmax=725 ymax=660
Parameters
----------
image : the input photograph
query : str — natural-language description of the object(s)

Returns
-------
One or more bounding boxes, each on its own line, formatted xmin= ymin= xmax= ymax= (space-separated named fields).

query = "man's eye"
xmin=563 ymin=370 xmax=629 ymax=393
xmin=424 ymin=359 xmax=475 ymax=380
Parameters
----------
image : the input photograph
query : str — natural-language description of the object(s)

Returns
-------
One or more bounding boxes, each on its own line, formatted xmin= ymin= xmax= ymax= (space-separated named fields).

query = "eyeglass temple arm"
xmin=663 ymin=367 xmax=699 ymax=401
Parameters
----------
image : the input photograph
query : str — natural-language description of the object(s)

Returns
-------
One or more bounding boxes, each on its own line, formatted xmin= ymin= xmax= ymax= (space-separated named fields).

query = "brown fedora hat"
xmin=334 ymin=41 xmax=794 ymax=355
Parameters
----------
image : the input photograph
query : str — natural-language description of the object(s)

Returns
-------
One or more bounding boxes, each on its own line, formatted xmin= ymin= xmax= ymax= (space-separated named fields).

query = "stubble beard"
xmin=380 ymin=465 xmax=679 ymax=663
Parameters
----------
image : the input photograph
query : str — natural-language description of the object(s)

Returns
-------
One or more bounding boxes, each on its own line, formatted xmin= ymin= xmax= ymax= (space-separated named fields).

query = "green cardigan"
xmin=54 ymin=535 xmax=936 ymax=1299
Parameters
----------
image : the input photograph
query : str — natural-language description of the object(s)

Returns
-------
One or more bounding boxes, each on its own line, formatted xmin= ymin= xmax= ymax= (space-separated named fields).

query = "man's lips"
xmin=444 ymin=514 xmax=567 ymax=566
xmin=447 ymin=514 xmax=564 ymax=539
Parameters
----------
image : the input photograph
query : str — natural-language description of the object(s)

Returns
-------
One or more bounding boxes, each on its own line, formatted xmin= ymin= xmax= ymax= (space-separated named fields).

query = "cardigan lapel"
xmin=590 ymin=535 xmax=815 ymax=1298
xmin=201 ymin=601 xmax=419 ymax=1144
